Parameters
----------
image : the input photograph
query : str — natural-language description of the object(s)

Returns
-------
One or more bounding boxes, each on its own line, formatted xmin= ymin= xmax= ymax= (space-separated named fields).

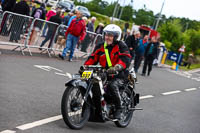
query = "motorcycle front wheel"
xmin=61 ymin=86 xmax=90 ymax=129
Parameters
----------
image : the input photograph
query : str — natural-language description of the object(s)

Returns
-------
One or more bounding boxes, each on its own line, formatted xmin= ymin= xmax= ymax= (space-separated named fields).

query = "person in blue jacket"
xmin=134 ymin=35 xmax=148 ymax=73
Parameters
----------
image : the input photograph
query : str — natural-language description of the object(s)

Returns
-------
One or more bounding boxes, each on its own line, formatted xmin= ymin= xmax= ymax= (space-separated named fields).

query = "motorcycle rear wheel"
xmin=61 ymin=86 xmax=90 ymax=129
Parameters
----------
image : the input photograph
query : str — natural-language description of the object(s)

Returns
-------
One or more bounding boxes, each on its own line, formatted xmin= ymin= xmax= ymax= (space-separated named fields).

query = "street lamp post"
xmin=111 ymin=0 xmax=120 ymax=23
xmin=155 ymin=0 xmax=165 ymax=30
xmin=119 ymin=0 xmax=126 ymax=20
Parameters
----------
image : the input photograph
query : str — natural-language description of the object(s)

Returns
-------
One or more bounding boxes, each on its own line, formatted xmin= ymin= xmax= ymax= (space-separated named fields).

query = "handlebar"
xmin=80 ymin=65 xmax=119 ymax=76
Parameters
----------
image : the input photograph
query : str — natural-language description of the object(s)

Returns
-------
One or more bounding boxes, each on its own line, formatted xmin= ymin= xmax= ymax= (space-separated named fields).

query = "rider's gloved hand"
xmin=79 ymin=66 xmax=85 ymax=74
xmin=107 ymin=64 xmax=123 ymax=74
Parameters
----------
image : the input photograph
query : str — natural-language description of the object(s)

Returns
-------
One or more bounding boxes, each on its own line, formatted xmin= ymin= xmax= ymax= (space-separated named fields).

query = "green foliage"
xmin=163 ymin=40 xmax=172 ymax=49
xmin=158 ymin=19 xmax=183 ymax=52
xmin=121 ymin=5 xmax=134 ymax=22
xmin=186 ymin=30 xmax=200 ymax=55
xmin=133 ymin=9 xmax=155 ymax=26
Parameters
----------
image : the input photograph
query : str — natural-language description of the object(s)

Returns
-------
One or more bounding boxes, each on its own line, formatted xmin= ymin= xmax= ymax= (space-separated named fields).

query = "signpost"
xmin=167 ymin=45 xmax=185 ymax=71
xmin=176 ymin=45 xmax=185 ymax=71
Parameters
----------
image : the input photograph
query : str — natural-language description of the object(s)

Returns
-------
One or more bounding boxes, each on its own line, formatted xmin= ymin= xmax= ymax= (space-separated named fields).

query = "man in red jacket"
xmin=59 ymin=10 xmax=86 ymax=61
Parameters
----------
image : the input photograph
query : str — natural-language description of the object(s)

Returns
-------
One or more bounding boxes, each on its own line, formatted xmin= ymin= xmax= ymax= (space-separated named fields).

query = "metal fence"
xmin=0 ymin=11 xmax=34 ymax=55
xmin=0 ymin=10 xmax=3 ymax=25
xmin=0 ymin=11 xmax=102 ymax=59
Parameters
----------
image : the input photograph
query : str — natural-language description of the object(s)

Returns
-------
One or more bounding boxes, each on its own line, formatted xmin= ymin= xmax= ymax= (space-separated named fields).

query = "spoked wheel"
xmin=61 ymin=86 xmax=90 ymax=129
xmin=115 ymin=88 xmax=134 ymax=128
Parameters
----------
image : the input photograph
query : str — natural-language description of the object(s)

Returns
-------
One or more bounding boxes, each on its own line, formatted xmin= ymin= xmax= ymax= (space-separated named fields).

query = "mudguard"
xmin=65 ymin=79 xmax=88 ymax=89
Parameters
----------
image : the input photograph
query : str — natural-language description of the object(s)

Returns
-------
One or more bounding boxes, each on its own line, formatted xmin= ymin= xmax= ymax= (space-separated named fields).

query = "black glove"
xmin=107 ymin=64 xmax=123 ymax=74
xmin=79 ymin=66 xmax=85 ymax=74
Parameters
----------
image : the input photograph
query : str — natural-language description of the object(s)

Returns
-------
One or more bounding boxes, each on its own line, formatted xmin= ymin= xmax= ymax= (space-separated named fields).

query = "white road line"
xmin=0 ymin=130 xmax=16 ymax=133
xmin=162 ymin=90 xmax=181 ymax=95
xmin=55 ymin=72 xmax=72 ymax=79
xmin=140 ymin=95 xmax=154 ymax=100
xmin=55 ymin=72 xmax=68 ymax=77
xmin=185 ymin=88 xmax=197 ymax=92
xmin=16 ymin=115 xmax=62 ymax=130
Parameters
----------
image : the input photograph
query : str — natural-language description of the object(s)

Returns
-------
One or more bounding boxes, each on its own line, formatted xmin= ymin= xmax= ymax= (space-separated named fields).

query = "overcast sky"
xmin=131 ymin=0 xmax=199 ymax=21
xmin=85 ymin=0 xmax=199 ymax=21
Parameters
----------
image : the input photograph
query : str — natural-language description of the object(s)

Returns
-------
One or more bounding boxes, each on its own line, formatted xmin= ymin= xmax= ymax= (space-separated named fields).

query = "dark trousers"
xmin=130 ymin=50 xmax=135 ymax=60
xmin=81 ymin=34 xmax=92 ymax=52
xmin=134 ymin=54 xmax=143 ymax=73
xmin=142 ymin=55 xmax=154 ymax=75
xmin=40 ymin=30 xmax=54 ymax=48
xmin=107 ymin=78 xmax=124 ymax=108
xmin=10 ymin=16 xmax=25 ymax=41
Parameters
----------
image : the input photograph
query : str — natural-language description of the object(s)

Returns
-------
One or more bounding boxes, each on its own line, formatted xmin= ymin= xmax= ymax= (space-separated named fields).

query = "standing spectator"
xmin=40 ymin=10 xmax=62 ymax=49
xmin=134 ymin=35 xmax=148 ymax=73
xmin=63 ymin=12 xmax=73 ymax=26
xmin=95 ymin=23 xmax=104 ymax=35
xmin=1 ymin=0 xmax=16 ymax=12
xmin=123 ymin=29 xmax=131 ymax=41
xmin=67 ymin=9 xmax=77 ymax=26
xmin=81 ymin=16 xmax=96 ymax=52
xmin=0 ymin=0 xmax=16 ymax=35
xmin=41 ymin=6 xmax=56 ymax=37
xmin=82 ymin=16 xmax=88 ymax=23
xmin=9 ymin=0 xmax=30 ymax=42
xmin=142 ymin=36 xmax=159 ymax=76
xmin=186 ymin=54 xmax=194 ymax=69
xmin=29 ymin=2 xmax=36 ymax=16
xmin=59 ymin=10 xmax=86 ymax=62
xmin=60 ymin=9 xmax=65 ymax=19
xmin=29 ymin=3 xmax=46 ymax=45
xmin=125 ymin=30 xmax=140 ymax=60
xmin=94 ymin=22 xmax=104 ymax=45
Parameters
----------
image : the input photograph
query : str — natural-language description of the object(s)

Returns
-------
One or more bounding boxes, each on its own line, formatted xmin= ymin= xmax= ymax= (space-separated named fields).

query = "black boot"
xmin=147 ymin=71 xmax=150 ymax=76
xmin=113 ymin=89 xmax=122 ymax=119
xmin=114 ymin=107 xmax=123 ymax=120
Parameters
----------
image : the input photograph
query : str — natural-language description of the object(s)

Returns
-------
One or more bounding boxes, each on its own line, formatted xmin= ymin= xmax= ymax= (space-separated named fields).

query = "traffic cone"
xmin=171 ymin=62 xmax=177 ymax=70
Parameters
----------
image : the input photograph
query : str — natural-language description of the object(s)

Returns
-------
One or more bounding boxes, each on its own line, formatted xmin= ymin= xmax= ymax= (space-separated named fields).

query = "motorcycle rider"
xmin=84 ymin=24 xmax=131 ymax=119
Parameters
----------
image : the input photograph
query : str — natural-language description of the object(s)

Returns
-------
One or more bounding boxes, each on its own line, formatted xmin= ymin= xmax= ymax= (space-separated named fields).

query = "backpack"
xmin=34 ymin=9 xmax=42 ymax=18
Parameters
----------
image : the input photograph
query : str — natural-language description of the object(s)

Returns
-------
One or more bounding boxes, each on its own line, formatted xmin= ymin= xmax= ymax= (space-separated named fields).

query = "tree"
xmin=158 ymin=19 xmax=183 ymax=51
xmin=184 ymin=30 xmax=200 ymax=55
xmin=133 ymin=9 xmax=155 ymax=26
xmin=120 ymin=5 xmax=134 ymax=21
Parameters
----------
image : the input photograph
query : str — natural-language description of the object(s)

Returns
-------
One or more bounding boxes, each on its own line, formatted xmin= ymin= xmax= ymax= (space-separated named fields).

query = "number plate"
xmin=81 ymin=71 xmax=93 ymax=79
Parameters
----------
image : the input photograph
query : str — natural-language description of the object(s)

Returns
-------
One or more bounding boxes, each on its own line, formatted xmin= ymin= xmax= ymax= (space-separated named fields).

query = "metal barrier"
xmin=0 ymin=10 xmax=3 ymax=25
xmin=23 ymin=18 xmax=59 ymax=57
xmin=49 ymin=24 xmax=67 ymax=55
xmin=0 ymin=11 xmax=104 ymax=59
xmin=0 ymin=11 xmax=33 ymax=55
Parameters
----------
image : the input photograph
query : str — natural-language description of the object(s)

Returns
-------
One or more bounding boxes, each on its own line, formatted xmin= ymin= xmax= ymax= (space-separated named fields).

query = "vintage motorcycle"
xmin=61 ymin=65 xmax=141 ymax=129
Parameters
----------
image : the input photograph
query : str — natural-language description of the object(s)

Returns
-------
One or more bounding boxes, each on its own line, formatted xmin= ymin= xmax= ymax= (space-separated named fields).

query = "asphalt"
xmin=0 ymin=52 xmax=200 ymax=133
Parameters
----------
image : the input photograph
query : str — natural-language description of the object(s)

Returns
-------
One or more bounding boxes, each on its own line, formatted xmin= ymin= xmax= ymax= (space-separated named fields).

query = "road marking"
xmin=140 ymin=95 xmax=154 ymax=100
xmin=0 ymin=130 xmax=16 ymax=133
xmin=16 ymin=115 xmax=62 ymax=130
xmin=55 ymin=72 xmax=72 ymax=79
xmin=34 ymin=65 xmax=63 ymax=72
xmin=162 ymin=90 xmax=181 ymax=95
xmin=185 ymin=88 xmax=197 ymax=92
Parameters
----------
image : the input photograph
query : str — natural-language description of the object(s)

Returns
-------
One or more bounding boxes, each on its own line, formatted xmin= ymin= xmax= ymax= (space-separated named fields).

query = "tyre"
xmin=61 ymin=86 xmax=90 ymax=129
xmin=115 ymin=88 xmax=134 ymax=128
